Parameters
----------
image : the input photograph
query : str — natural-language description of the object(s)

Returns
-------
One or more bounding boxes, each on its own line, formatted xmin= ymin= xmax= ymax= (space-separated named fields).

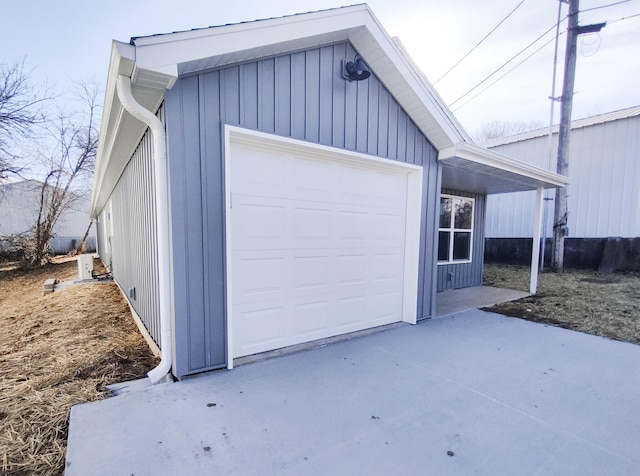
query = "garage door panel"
xmin=234 ymin=306 xmax=286 ymax=355
xmin=335 ymin=296 xmax=367 ymax=330
xmin=293 ymin=255 xmax=330 ymax=290
xmin=293 ymin=207 xmax=332 ymax=240
xmin=290 ymin=300 xmax=331 ymax=339
xmin=229 ymin=137 xmax=413 ymax=359
xmin=336 ymin=254 xmax=367 ymax=285
xmin=235 ymin=202 xmax=285 ymax=240
xmin=373 ymin=171 xmax=408 ymax=207
xmin=233 ymin=148 xmax=286 ymax=196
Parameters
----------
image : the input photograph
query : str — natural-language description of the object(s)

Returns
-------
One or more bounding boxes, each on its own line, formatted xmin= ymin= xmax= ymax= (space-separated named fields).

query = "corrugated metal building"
xmin=484 ymin=106 xmax=640 ymax=268
xmin=91 ymin=5 xmax=566 ymax=380
xmin=0 ymin=179 xmax=96 ymax=253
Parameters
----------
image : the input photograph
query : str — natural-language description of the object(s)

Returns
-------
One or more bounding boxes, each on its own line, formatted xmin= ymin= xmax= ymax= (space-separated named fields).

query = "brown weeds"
xmin=0 ymin=258 xmax=158 ymax=475
xmin=484 ymin=264 xmax=640 ymax=345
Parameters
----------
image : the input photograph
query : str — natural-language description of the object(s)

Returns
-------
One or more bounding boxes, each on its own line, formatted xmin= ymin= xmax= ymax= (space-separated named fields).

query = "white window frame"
xmin=437 ymin=194 xmax=474 ymax=265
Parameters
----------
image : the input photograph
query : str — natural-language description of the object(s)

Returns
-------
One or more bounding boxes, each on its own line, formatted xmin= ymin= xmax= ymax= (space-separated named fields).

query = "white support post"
xmin=530 ymin=186 xmax=545 ymax=294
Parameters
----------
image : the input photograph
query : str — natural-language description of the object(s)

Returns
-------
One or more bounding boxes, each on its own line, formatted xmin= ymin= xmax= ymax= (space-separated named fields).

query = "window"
xmin=438 ymin=194 xmax=474 ymax=264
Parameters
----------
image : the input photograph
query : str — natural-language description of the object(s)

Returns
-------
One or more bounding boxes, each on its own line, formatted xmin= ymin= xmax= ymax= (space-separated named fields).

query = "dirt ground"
xmin=0 ymin=257 xmax=158 ymax=476
xmin=484 ymin=263 xmax=640 ymax=345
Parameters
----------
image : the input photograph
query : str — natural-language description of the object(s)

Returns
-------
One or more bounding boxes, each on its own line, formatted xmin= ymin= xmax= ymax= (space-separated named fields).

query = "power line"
xmin=580 ymin=0 xmax=631 ymax=14
xmin=448 ymin=18 xmax=565 ymax=108
xmin=608 ymin=11 xmax=640 ymax=23
xmin=434 ymin=0 xmax=526 ymax=85
xmin=452 ymin=33 xmax=562 ymax=112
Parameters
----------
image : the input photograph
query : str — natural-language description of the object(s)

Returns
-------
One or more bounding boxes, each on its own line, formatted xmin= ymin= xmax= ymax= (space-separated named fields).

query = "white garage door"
xmin=226 ymin=128 xmax=421 ymax=360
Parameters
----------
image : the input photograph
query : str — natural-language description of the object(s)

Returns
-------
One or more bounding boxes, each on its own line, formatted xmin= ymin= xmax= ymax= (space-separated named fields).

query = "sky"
xmin=2 ymin=0 xmax=639 ymax=138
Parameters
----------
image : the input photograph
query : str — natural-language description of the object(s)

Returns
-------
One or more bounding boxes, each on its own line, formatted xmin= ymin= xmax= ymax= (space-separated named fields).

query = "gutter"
xmin=116 ymin=75 xmax=172 ymax=383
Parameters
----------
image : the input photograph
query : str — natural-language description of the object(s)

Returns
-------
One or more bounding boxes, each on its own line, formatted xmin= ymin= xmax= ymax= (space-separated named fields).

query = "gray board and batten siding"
xmin=436 ymin=189 xmax=486 ymax=291
xmin=164 ymin=41 xmax=441 ymax=377
xmin=97 ymin=116 xmax=162 ymax=348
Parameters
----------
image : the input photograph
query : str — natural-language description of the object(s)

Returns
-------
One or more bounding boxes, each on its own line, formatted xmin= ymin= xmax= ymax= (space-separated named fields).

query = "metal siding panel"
xmin=221 ymin=67 xmax=240 ymax=125
xmin=405 ymin=124 xmax=416 ymax=165
xmin=201 ymin=71 xmax=227 ymax=368
xmin=257 ymin=59 xmax=275 ymax=133
xmin=355 ymin=79 xmax=368 ymax=153
xmin=377 ymin=87 xmax=389 ymax=158
xmin=240 ymin=63 xmax=258 ymax=130
xmin=165 ymin=86 xmax=190 ymax=377
xmin=274 ymin=56 xmax=291 ymax=136
xmin=305 ymin=49 xmax=320 ymax=143
xmin=167 ymin=77 xmax=208 ymax=374
xmin=486 ymin=115 xmax=640 ymax=239
xmin=331 ymin=43 xmax=346 ymax=148
xmin=396 ymin=113 xmax=407 ymax=162
xmin=182 ymin=76 xmax=207 ymax=372
xmin=387 ymin=100 xmax=398 ymax=161
xmin=367 ymin=79 xmax=379 ymax=155
xmin=104 ymin=123 xmax=161 ymax=346
xmin=343 ymin=77 xmax=358 ymax=151
xmin=319 ymin=46 xmax=334 ymax=146
xmin=290 ymin=51 xmax=306 ymax=140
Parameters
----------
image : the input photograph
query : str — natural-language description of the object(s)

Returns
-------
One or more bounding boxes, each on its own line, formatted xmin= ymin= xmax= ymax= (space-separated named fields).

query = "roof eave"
xmin=438 ymin=142 xmax=569 ymax=195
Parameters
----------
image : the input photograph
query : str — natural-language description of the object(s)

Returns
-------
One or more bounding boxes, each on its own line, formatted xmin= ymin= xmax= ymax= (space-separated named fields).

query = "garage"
xmin=225 ymin=127 xmax=423 ymax=360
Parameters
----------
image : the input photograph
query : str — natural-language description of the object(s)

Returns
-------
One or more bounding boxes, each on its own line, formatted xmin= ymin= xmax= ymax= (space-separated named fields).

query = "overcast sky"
xmin=2 ymin=0 xmax=639 ymax=136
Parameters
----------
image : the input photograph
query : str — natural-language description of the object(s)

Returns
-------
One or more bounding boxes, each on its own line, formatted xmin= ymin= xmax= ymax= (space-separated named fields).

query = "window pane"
xmin=454 ymin=199 xmax=473 ymax=229
xmin=439 ymin=198 xmax=452 ymax=228
xmin=453 ymin=232 xmax=471 ymax=260
xmin=438 ymin=231 xmax=450 ymax=261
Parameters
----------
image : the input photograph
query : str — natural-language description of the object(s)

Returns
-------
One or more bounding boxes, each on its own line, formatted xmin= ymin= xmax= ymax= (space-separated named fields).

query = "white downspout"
xmin=116 ymin=75 xmax=172 ymax=383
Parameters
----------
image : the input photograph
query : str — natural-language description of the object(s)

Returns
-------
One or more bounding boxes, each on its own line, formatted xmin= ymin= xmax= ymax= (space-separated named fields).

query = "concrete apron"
xmin=65 ymin=310 xmax=640 ymax=476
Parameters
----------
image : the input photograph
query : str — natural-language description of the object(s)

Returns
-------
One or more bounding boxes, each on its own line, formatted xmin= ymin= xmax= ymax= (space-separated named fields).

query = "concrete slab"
xmin=66 ymin=310 xmax=640 ymax=476
xmin=436 ymin=285 xmax=528 ymax=317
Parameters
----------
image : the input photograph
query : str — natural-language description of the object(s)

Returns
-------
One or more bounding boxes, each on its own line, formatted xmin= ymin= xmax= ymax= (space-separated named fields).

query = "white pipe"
xmin=116 ymin=75 xmax=172 ymax=383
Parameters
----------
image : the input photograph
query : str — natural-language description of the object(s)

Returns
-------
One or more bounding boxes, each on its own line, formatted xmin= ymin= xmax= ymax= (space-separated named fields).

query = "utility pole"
xmin=552 ymin=0 xmax=605 ymax=272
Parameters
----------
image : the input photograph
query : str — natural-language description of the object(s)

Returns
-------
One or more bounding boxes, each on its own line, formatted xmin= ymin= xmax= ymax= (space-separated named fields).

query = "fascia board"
xmin=439 ymin=142 xmax=569 ymax=189
xmin=132 ymin=5 xmax=370 ymax=74
xmin=131 ymin=4 xmax=465 ymax=151
xmin=91 ymin=41 xmax=135 ymax=216
xmin=348 ymin=18 xmax=465 ymax=150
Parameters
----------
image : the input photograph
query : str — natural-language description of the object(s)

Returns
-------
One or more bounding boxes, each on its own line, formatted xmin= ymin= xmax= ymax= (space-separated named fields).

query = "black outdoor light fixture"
xmin=342 ymin=55 xmax=371 ymax=81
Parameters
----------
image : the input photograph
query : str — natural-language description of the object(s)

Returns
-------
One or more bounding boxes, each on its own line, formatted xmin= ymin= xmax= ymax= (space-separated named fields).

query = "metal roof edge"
xmin=480 ymin=105 xmax=640 ymax=148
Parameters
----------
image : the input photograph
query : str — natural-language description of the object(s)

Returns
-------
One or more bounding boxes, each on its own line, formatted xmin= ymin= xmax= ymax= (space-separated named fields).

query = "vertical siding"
xmin=437 ymin=189 xmax=486 ymax=291
xmin=165 ymin=41 xmax=440 ymax=376
xmin=98 ymin=124 xmax=161 ymax=346
xmin=486 ymin=115 xmax=640 ymax=239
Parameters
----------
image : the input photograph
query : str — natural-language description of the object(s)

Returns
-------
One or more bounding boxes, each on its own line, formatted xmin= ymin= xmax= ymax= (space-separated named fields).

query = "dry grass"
xmin=0 ymin=258 xmax=158 ymax=476
xmin=484 ymin=264 xmax=640 ymax=345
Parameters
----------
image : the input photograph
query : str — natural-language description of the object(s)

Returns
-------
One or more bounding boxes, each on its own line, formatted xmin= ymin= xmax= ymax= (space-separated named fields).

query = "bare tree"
xmin=26 ymin=82 xmax=99 ymax=265
xmin=472 ymin=120 xmax=544 ymax=143
xmin=0 ymin=60 xmax=49 ymax=179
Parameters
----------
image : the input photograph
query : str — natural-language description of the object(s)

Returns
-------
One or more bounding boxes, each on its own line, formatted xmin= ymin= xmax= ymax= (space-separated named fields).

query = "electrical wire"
xmin=446 ymin=2 xmax=639 ymax=112
xmin=607 ymin=12 xmax=640 ymax=23
xmin=448 ymin=18 xmax=565 ymax=108
xmin=434 ymin=0 xmax=527 ymax=85
xmin=452 ymin=33 xmax=562 ymax=113
xmin=580 ymin=0 xmax=631 ymax=14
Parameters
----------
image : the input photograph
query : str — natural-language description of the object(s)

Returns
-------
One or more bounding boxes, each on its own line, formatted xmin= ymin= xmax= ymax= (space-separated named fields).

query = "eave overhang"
xmin=438 ymin=142 xmax=569 ymax=195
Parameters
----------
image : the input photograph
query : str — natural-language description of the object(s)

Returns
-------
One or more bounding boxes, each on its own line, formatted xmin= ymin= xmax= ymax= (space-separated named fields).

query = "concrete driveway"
xmin=66 ymin=310 xmax=640 ymax=475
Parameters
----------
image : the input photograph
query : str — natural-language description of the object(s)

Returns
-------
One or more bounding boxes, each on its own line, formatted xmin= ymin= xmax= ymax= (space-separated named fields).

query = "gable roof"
xmin=481 ymin=105 xmax=640 ymax=148
xmin=92 ymin=4 xmax=567 ymax=216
